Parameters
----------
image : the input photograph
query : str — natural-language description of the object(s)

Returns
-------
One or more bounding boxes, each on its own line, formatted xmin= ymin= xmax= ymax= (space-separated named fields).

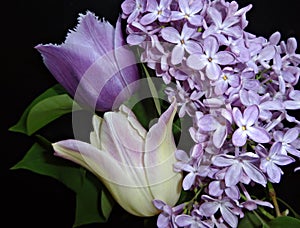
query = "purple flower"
xmin=208 ymin=170 xmax=240 ymax=200
xmin=232 ymin=105 xmax=270 ymax=147
xmin=273 ymin=128 xmax=300 ymax=157
xmin=153 ymin=199 xmax=184 ymax=228
xmin=281 ymin=37 xmax=300 ymax=66
xmin=197 ymin=109 xmax=232 ymax=148
xmin=175 ymin=209 xmax=213 ymax=228
xmin=284 ymin=89 xmax=300 ymax=110
xmin=161 ymin=23 xmax=202 ymax=65
xmin=35 ymin=12 xmax=139 ymax=111
xmin=212 ymin=67 xmax=240 ymax=95
xmin=121 ymin=0 xmax=146 ymax=23
xmin=259 ymin=143 xmax=295 ymax=183
xmin=171 ymin=0 xmax=204 ymax=26
xmin=212 ymin=152 xmax=267 ymax=187
xmin=199 ymin=195 xmax=240 ymax=228
xmin=186 ymin=36 xmax=235 ymax=80
xmin=140 ymin=0 xmax=172 ymax=25
xmin=202 ymin=5 xmax=243 ymax=39
xmin=239 ymin=183 xmax=273 ymax=210
xmin=239 ymin=89 xmax=284 ymax=121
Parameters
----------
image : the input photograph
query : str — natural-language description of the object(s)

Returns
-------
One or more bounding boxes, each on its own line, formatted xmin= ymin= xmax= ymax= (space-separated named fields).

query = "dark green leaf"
xmin=26 ymin=94 xmax=81 ymax=135
xmin=11 ymin=142 xmax=114 ymax=227
xmin=267 ymin=216 xmax=300 ymax=228
xmin=9 ymin=84 xmax=72 ymax=135
xmin=238 ymin=211 xmax=262 ymax=228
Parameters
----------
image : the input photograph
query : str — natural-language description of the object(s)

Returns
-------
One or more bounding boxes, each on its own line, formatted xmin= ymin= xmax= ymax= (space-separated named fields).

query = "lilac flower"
xmin=258 ymin=143 xmax=295 ymax=183
xmin=36 ymin=12 xmax=139 ymax=111
xmin=175 ymin=209 xmax=213 ymax=228
xmin=153 ymin=199 xmax=185 ymax=228
xmin=212 ymin=67 xmax=240 ymax=95
xmin=197 ymin=109 xmax=232 ymax=148
xmin=239 ymin=90 xmax=284 ymax=121
xmin=239 ymin=183 xmax=273 ymax=210
xmin=212 ymin=153 xmax=267 ymax=187
xmin=161 ymin=23 xmax=202 ymax=65
xmin=199 ymin=195 xmax=241 ymax=228
xmin=140 ymin=0 xmax=172 ymax=25
xmin=273 ymin=128 xmax=300 ymax=157
xmin=232 ymin=105 xmax=270 ymax=147
xmin=284 ymin=89 xmax=300 ymax=110
xmin=281 ymin=37 xmax=300 ymax=65
xmin=202 ymin=5 xmax=243 ymax=39
xmin=208 ymin=169 xmax=240 ymax=200
xmin=121 ymin=0 xmax=146 ymax=23
xmin=126 ymin=21 xmax=162 ymax=45
xmin=171 ymin=0 xmax=204 ymax=26
xmin=186 ymin=36 xmax=235 ymax=80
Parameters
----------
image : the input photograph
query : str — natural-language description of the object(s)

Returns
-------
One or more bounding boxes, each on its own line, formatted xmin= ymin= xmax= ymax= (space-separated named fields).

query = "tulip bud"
xmin=35 ymin=11 xmax=139 ymax=111
xmin=53 ymin=100 xmax=182 ymax=216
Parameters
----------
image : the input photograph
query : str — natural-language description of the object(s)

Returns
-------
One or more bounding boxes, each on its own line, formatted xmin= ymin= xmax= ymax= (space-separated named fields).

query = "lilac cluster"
xmin=121 ymin=0 xmax=300 ymax=227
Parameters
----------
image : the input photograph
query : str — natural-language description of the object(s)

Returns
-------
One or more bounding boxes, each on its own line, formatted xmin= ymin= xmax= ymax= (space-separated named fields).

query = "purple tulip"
xmin=35 ymin=11 xmax=139 ymax=112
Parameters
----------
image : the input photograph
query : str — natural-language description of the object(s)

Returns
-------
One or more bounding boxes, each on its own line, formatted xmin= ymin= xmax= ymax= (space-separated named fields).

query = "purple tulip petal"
xmin=36 ymin=12 xmax=139 ymax=112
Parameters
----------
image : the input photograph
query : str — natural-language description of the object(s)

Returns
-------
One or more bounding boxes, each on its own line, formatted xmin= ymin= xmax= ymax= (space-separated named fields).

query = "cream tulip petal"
xmin=53 ymin=139 xmax=158 ymax=216
xmin=89 ymin=114 xmax=103 ymax=148
xmin=100 ymin=106 xmax=146 ymax=168
xmin=144 ymin=100 xmax=182 ymax=205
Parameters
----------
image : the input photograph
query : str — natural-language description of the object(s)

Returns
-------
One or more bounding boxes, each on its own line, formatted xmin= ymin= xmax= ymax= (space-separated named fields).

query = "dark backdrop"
xmin=2 ymin=0 xmax=300 ymax=227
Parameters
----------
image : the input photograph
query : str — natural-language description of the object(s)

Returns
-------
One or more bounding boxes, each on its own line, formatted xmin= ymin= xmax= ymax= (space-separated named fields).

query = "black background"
xmin=2 ymin=0 xmax=300 ymax=227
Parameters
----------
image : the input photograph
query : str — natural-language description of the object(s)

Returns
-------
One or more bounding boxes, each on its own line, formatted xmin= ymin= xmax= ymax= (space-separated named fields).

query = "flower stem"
xmin=267 ymin=182 xmax=281 ymax=217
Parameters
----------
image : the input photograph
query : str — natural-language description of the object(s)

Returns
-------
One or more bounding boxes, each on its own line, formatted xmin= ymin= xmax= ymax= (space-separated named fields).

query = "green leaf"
xmin=11 ymin=142 xmax=114 ymax=227
xmin=9 ymin=84 xmax=81 ymax=135
xmin=141 ymin=62 xmax=161 ymax=116
xmin=267 ymin=216 xmax=300 ymax=228
xmin=238 ymin=211 xmax=262 ymax=228
xmin=26 ymin=94 xmax=81 ymax=135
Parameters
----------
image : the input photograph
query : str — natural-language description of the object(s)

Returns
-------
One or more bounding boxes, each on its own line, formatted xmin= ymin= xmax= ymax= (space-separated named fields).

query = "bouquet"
xmin=9 ymin=0 xmax=300 ymax=227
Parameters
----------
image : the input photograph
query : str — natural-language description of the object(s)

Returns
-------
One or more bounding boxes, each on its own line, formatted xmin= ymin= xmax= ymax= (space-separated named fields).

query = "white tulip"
xmin=52 ymin=100 xmax=182 ymax=216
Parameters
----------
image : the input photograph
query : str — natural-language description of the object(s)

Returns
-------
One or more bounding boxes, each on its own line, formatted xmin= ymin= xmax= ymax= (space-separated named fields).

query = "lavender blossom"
xmin=161 ymin=23 xmax=202 ymax=65
xmin=186 ymin=36 xmax=235 ymax=80
xmin=212 ymin=152 xmax=267 ymax=187
xmin=171 ymin=0 xmax=204 ymax=26
xmin=232 ymin=105 xmax=270 ymax=147
xmin=140 ymin=0 xmax=172 ymax=25
xmin=199 ymin=195 xmax=242 ymax=228
xmin=258 ymin=143 xmax=295 ymax=183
